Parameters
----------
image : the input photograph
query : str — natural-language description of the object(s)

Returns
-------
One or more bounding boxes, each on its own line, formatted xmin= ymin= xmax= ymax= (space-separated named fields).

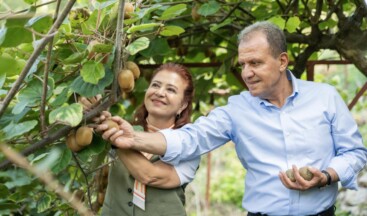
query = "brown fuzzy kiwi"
xmin=66 ymin=131 xmax=82 ymax=152
xmin=126 ymin=61 xmax=140 ymax=79
xmin=124 ymin=2 xmax=134 ymax=19
xmin=299 ymin=166 xmax=314 ymax=181
xmin=286 ymin=169 xmax=296 ymax=182
xmin=102 ymin=119 xmax=119 ymax=130
xmin=118 ymin=69 xmax=135 ymax=92
xmin=75 ymin=126 xmax=93 ymax=147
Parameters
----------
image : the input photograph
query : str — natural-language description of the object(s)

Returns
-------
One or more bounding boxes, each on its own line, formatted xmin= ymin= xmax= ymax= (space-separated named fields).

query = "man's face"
xmin=238 ymin=31 xmax=287 ymax=100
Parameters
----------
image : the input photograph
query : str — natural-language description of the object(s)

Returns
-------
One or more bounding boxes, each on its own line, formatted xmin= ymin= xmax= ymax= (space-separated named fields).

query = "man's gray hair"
xmin=238 ymin=21 xmax=287 ymax=57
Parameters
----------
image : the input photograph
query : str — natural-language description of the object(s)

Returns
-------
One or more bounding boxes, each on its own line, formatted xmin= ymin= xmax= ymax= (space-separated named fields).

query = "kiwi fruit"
xmin=75 ymin=126 xmax=93 ymax=147
xmin=286 ymin=169 xmax=296 ymax=182
xmin=124 ymin=2 xmax=134 ymax=19
xmin=118 ymin=69 xmax=135 ymax=92
xmin=299 ymin=166 xmax=313 ymax=181
xmin=66 ymin=132 xmax=82 ymax=152
xmin=102 ymin=119 xmax=119 ymax=130
xmin=126 ymin=61 xmax=140 ymax=79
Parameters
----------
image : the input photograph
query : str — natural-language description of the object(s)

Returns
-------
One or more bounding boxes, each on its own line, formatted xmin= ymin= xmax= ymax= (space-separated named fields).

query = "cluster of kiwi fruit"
xmin=65 ymin=120 xmax=119 ymax=152
xmin=66 ymin=126 xmax=94 ymax=152
xmin=118 ymin=61 xmax=140 ymax=93
xmin=286 ymin=166 xmax=314 ymax=182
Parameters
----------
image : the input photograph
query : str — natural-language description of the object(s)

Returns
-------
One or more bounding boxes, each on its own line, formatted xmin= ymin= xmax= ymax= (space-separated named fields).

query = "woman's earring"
xmin=176 ymin=112 xmax=181 ymax=119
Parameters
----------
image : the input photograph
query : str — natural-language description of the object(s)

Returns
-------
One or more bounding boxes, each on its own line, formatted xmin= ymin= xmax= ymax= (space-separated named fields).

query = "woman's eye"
xmin=151 ymin=83 xmax=159 ymax=88
xmin=167 ymin=88 xmax=176 ymax=93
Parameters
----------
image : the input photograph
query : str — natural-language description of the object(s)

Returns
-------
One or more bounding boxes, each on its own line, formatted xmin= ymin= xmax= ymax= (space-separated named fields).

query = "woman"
xmin=98 ymin=63 xmax=200 ymax=215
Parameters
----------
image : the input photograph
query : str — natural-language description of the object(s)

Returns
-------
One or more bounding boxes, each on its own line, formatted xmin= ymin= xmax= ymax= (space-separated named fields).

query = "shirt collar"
xmin=253 ymin=70 xmax=299 ymax=107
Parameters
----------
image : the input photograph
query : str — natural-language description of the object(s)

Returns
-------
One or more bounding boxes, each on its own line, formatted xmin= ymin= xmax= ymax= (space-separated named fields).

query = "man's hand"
xmin=96 ymin=115 xmax=135 ymax=149
xmin=279 ymin=165 xmax=326 ymax=191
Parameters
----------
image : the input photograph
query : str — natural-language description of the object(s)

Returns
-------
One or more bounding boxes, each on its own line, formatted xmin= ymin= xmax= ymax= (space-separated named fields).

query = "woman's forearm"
xmin=117 ymin=149 xmax=180 ymax=188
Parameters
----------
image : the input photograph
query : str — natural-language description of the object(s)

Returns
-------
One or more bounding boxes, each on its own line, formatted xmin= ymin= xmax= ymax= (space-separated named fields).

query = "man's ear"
xmin=279 ymin=52 xmax=289 ymax=72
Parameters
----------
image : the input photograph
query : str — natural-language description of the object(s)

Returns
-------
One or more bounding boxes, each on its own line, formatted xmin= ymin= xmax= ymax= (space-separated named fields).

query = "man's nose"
xmin=241 ymin=65 xmax=254 ymax=79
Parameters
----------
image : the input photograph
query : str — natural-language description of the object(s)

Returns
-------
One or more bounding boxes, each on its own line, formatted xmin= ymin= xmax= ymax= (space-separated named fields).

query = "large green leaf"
xmin=37 ymin=194 xmax=51 ymax=213
xmin=48 ymin=103 xmax=83 ymax=127
xmin=157 ymin=4 xmax=187 ymax=20
xmin=51 ymin=145 xmax=72 ymax=173
xmin=0 ymin=13 xmax=33 ymax=47
xmin=126 ymin=37 xmax=150 ymax=55
xmin=17 ymin=77 xmax=55 ymax=106
xmin=80 ymin=61 xmax=105 ymax=84
xmin=77 ymin=134 xmax=107 ymax=163
xmin=0 ymin=185 xmax=10 ymax=198
xmin=1 ymin=120 xmax=38 ymax=140
xmin=159 ymin=26 xmax=185 ymax=36
xmin=285 ymin=17 xmax=300 ymax=33
xmin=198 ymin=1 xmax=220 ymax=17
xmin=140 ymin=37 xmax=171 ymax=58
xmin=25 ymin=14 xmax=53 ymax=34
xmin=70 ymin=67 xmax=113 ymax=97
xmin=268 ymin=16 xmax=286 ymax=29
xmin=0 ymin=53 xmax=18 ymax=76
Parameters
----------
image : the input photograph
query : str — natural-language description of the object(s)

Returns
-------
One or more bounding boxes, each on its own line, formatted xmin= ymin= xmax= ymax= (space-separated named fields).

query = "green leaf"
xmin=0 ymin=53 xmax=18 ymax=76
xmin=34 ymin=147 xmax=65 ymax=172
xmin=37 ymin=194 xmax=51 ymax=213
xmin=70 ymin=66 xmax=113 ymax=97
xmin=210 ymin=18 xmax=233 ymax=32
xmin=23 ymin=0 xmax=37 ymax=4
xmin=198 ymin=1 xmax=220 ymax=17
xmin=50 ymin=87 xmax=70 ymax=107
xmin=89 ymin=43 xmax=113 ymax=53
xmin=2 ymin=120 xmax=38 ymax=140
xmin=126 ymin=37 xmax=150 ymax=55
xmin=0 ymin=184 xmax=10 ymax=198
xmin=0 ymin=14 xmax=34 ymax=47
xmin=77 ymin=134 xmax=107 ymax=162
xmin=157 ymin=4 xmax=187 ymax=20
xmin=51 ymin=145 xmax=72 ymax=174
xmin=48 ymin=103 xmax=83 ymax=127
xmin=268 ymin=16 xmax=286 ymax=29
xmin=80 ymin=61 xmax=105 ymax=84
xmin=62 ymin=52 xmax=86 ymax=64
xmin=17 ymin=77 xmax=55 ymax=106
xmin=140 ymin=37 xmax=171 ymax=58
xmin=25 ymin=14 xmax=53 ymax=34
xmin=159 ymin=25 xmax=185 ymax=36
xmin=285 ymin=16 xmax=300 ymax=33
xmin=127 ymin=23 xmax=162 ymax=33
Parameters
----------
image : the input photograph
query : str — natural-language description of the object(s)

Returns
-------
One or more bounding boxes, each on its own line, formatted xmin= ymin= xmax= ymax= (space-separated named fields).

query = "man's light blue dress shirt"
xmin=160 ymin=71 xmax=367 ymax=215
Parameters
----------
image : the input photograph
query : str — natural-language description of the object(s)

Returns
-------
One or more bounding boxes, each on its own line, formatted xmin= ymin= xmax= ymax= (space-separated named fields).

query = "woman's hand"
xmin=78 ymin=94 xmax=102 ymax=112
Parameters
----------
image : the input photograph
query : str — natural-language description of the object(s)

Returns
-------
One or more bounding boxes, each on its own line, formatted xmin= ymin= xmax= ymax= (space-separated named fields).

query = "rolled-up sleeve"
xmin=328 ymin=87 xmax=367 ymax=189
xmin=174 ymin=157 xmax=201 ymax=185
xmin=159 ymin=107 xmax=233 ymax=166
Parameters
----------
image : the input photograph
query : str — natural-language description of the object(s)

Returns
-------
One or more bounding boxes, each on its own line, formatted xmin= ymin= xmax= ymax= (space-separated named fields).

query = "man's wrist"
xmin=319 ymin=170 xmax=332 ymax=188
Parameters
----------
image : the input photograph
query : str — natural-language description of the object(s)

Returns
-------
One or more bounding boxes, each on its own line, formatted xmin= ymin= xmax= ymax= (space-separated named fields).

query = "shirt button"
xmin=128 ymin=201 xmax=133 ymax=206
xmin=128 ymin=188 xmax=132 ymax=193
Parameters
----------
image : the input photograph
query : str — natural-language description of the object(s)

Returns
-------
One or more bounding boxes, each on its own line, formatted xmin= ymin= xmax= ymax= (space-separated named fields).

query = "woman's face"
xmin=144 ymin=70 xmax=188 ymax=120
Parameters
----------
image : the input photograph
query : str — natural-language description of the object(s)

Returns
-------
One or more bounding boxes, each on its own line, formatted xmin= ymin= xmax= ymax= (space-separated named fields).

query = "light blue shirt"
xmin=160 ymin=71 xmax=367 ymax=215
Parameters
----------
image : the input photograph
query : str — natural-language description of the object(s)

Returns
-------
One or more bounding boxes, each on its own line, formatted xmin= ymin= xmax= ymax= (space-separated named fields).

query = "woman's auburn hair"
xmin=132 ymin=63 xmax=194 ymax=130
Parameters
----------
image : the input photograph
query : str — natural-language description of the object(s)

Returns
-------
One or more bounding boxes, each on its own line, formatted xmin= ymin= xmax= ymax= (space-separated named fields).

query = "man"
xmin=99 ymin=21 xmax=367 ymax=215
